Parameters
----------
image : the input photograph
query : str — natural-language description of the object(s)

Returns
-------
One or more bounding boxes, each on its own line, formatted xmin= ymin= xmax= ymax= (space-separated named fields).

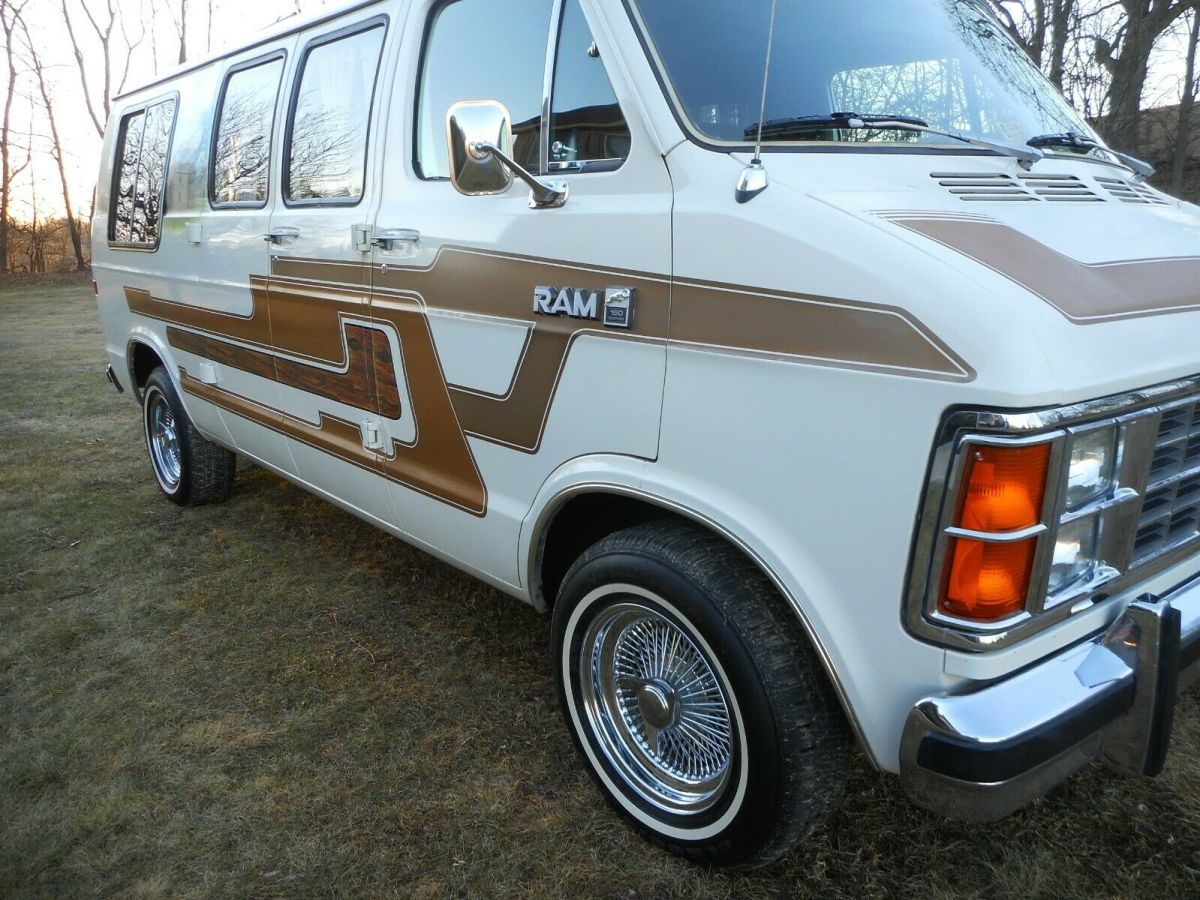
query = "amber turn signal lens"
xmin=958 ymin=443 xmax=1050 ymax=532
xmin=941 ymin=536 xmax=1037 ymax=620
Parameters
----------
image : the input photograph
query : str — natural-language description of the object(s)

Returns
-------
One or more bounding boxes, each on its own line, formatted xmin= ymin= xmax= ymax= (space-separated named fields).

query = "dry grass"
xmin=2 ymin=282 xmax=1200 ymax=898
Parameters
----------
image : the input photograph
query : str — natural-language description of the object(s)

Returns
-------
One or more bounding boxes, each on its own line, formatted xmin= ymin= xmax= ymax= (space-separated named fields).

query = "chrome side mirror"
xmin=446 ymin=99 xmax=568 ymax=209
xmin=447 ymin=100 xmax=515 ymax=196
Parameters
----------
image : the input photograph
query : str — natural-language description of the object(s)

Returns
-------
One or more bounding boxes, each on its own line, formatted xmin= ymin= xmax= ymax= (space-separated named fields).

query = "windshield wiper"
xmin=1027 ymin=132 xmax=1155 ymax=181
xmin=746 ymin=112 xmax=931 ymax=138
xmin=744 ymin=112 xmax=1045 ymax=169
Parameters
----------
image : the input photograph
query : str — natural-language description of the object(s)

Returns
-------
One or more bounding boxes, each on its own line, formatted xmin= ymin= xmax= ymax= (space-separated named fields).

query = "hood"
xmin=749 ymin=151 xmax=1200 ymax=402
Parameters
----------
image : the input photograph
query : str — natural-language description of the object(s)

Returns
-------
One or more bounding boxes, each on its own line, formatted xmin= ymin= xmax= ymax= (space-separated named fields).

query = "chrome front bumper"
xmin=900 ymin=572 xmax=1200 ymax=822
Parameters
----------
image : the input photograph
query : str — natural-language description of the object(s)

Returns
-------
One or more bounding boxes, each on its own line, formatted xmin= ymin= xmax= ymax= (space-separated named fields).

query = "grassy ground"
xmin=2 ymin=282 xmax=1200 ymax=898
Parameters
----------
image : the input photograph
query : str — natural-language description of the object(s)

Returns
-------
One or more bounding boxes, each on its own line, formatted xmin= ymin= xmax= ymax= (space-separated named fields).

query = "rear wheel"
xmin=551 ymin=521 xmax=849 ymax=869
xmin=142 ymin=366 xmax=236 ymax=506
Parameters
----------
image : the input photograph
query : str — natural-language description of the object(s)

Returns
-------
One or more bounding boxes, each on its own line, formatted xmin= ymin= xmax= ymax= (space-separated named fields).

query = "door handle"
xmin=371 ymin=229 xmax=420 ymax=250
xmin=263 ymin=227 xmax=300 ymax=245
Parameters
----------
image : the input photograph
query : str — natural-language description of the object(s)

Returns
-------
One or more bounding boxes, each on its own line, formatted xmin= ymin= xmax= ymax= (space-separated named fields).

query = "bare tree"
xmin=165 ymin=0 xmax=189 ymax=65
xmin=20 ymin=18 xmax=86 ymax=270
xmin=990 ymin=0 xmax=1079 ymax=87
xmin=60 ymin=0 xmax=145 ymax=138
xmin=1170 ymin=9 xmax=1200 ymax=193
xmin=1095 ymin=0 xmax=1195 ymax=152
xmin=1 ymin=0 xmax=29 ymax=273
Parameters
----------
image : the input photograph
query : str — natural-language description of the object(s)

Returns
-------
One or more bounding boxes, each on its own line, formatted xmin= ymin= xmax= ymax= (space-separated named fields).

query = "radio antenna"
xmin=736 ymin=0 xmax=778 ymax=203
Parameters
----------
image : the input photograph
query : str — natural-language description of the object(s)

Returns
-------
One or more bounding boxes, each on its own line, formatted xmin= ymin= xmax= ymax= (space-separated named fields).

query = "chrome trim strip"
xmin=539 ymin=0 xmax=566 ymax=175
xmin=944 ymin=523 xmax=1047 ymax=543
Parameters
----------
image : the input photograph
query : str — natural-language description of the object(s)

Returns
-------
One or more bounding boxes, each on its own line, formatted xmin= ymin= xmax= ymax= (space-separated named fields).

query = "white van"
xmin=92 ymin=0 xmax=1200 ymax=868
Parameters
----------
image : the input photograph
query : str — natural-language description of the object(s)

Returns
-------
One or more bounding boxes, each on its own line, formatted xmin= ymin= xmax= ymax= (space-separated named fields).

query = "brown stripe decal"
xmin=127 ymin=246 xmax=972 ymax=515
xmin=886 ymin=214 xmax=1200 ymax=323
xmin=177 ymin=287 xmax=487 ymax=516
xmin=671 ymin=281 xmax=971 ymax=379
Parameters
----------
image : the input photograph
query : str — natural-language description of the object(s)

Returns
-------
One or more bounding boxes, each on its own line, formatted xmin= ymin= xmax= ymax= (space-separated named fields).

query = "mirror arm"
xmin=470 ymin=141 xmax=569 ymax=209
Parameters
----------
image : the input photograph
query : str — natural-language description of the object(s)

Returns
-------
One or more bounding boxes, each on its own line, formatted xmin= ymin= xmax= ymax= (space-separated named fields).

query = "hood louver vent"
xmin=932 ymin=172 xmax=1034 ymax=201
xmin=932 ymin=172 xmax=1102 ymax=203
xmin=1019 ymin=174 xmax=1104 ymax=202
xmin=1095 ymin=176 xmax=1170 ymax=205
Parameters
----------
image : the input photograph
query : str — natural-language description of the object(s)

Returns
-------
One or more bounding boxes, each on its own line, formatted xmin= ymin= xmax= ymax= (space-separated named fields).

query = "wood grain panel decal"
xmin=167 ymin=323 xmax=403 ymax=419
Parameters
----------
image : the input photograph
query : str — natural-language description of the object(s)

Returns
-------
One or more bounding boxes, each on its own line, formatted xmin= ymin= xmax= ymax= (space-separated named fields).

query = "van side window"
xmin=285 ymin=24 xmax=385 ymax=204
xmin=549 ymin=0 xmax=630 ymax=171
xmin=110 ymin=98 xmax=177 ymax=247
xmin=416 ymin=0 xmax=552 ymax=179
xmin=212 ymin=56 xmax=285 ymax=207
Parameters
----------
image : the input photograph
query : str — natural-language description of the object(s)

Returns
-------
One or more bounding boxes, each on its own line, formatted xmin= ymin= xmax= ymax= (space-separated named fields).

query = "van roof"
xmin=113 ymin=0 xmax=384 ymax=103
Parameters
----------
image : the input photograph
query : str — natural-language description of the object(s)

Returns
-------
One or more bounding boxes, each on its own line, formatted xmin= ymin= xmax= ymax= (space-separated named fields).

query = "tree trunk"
xmin=178 ymin=0 xmax=188 ymax=64
xmin=1170 ymin=12 xmax=1200 ymax=195
xmin=1047 ymin=0 xmax=1074 ymax=89
xmin=0 ymin=1 xmax=25 ymax=273
xmin=1103 ymin=23 xmax=1156 ymax=153
xmin=23 ymin=24 xmax=87 ymax=271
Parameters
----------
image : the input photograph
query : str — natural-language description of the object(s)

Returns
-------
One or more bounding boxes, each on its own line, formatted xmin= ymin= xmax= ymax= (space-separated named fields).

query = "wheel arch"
xmin=526 ymin=480 xmax=875 ymax=765
xmin=126 ymin=335 xmax=169 ymax=403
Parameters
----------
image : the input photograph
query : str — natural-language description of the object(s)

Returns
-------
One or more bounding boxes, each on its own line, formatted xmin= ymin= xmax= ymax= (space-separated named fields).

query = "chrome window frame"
xmin=541 ymin=0 xmax=630 ymax=175
xmin=906 ymin=372 xmax=1200 ymax=652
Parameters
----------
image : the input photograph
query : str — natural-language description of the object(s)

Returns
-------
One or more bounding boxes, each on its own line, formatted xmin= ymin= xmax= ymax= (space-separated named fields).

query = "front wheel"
xmin=142 ymin=366 xmax=236 ymax=507
xmin=551 ymin=521 xmax=849 ymax=869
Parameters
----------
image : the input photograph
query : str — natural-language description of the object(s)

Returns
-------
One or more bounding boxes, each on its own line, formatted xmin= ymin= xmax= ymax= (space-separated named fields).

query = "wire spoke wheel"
xmin=146 ymin=388 xmax=183 ymax=491
xmin=579 ymin=601 xmax=735 ymax=815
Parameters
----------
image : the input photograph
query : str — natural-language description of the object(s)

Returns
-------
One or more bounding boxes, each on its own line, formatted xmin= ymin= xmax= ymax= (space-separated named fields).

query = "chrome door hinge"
xmin=361 ymin=419 xmax=385 ymax=451
xmin=352 ymin=224 xmax=372 ymax=253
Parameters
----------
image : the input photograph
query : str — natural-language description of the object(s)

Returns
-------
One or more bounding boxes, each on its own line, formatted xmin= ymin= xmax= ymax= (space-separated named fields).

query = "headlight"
xmin=1047 ymin=514 xmax=1098 ymax=596
xmin=908 ymin=374 xmax=1200 ymax=652
xmin=1065 ymin=426 xmax=1116 ymax=511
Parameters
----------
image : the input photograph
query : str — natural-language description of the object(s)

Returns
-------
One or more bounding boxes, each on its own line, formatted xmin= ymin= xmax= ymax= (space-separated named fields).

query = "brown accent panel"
xmin=888 ymin=216 xmax=1200 ymax=323
xmin=125 ymin=286 xmax=273 ymax=348
xmin=447 ymin=329 xmax=571 ymax=451
xmin=671 ymin=281 xmax=971 ymax=380
xmin=292 ymin=248 xmax=675 ymax=453
xmin=180 ymin=297 xmax=487 ymax=515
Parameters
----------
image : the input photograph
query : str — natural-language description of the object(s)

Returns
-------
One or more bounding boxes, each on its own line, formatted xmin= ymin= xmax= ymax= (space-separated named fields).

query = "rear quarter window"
xmin=110 ymin=97 xmax=177 ymax=248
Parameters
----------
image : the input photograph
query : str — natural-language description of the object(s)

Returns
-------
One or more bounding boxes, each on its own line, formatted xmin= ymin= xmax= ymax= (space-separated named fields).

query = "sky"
xmin=1 ymin=0 xmax=1195 ymax=222
xmin=5 ymin=0 xmax=338 ymax=221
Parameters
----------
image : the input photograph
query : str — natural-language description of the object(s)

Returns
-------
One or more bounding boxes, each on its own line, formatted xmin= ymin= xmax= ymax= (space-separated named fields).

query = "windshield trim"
xmin=620 ymin=0 xmax=1104 ymax=161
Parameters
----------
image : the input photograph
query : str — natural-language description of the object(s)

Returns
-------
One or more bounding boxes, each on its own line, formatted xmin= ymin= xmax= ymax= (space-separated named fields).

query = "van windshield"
xmin=628 ymin=0 xmax=1101 ymax=151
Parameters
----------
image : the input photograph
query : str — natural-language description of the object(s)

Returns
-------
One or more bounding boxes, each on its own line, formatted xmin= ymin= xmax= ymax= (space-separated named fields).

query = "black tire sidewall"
xmin=142 ymin=369 xmax=191 ymax=504
xmin=553 ymin=548 xmax=786 ymax=864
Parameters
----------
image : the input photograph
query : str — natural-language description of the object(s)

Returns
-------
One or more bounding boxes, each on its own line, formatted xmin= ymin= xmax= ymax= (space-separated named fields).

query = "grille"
xmin=1133 ymin=398 xmax=1200 ymax=566
xmin=933 ymin=172 xmax=1101 ymax=203
xmin=1096 ymin=176 xmax=1171 ymax=206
